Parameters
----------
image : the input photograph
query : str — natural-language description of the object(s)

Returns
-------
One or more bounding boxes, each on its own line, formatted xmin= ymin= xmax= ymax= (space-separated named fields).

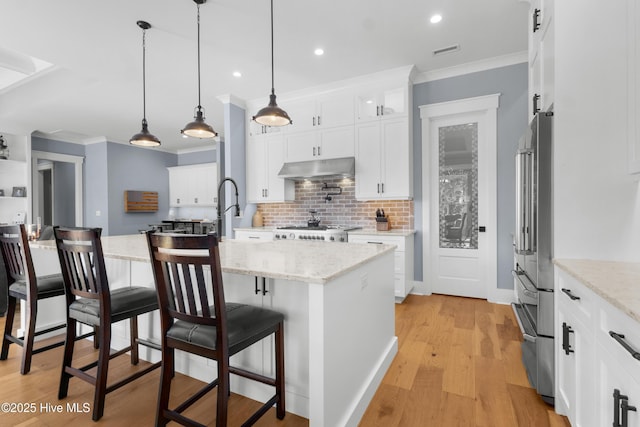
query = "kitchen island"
xmin=29 ymin=235 xmax=397 ymax=427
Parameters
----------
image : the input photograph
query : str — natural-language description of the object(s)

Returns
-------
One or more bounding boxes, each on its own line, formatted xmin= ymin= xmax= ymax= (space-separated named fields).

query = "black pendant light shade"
xmin=181 ymin=0 xmax=217 ymax=139
xmin=252 ymin=0 xmax=291 ymax=127
xmin=130 ymin=20 xmax=161 ymax=147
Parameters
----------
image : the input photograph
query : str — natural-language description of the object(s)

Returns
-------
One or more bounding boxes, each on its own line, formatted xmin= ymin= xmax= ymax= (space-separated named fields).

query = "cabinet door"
xmin=316 ymin=90 xmax=354 ymax=128
xmin=380 ymin=118 xmax=411 ymax=199
xmin=557 ymin=310 xmax=596 ymax=427
xmin=318 ymin=125 xmax=354 ymax=159
xmin=285 ymin=98 xmax=317 ymax=133
xmin=355 ymin=122 xmax=382 ymax=199
xmin=355 ymin=88 xmax=382 ymax=122
xmin=285 ymin=131 xmax=317 ymax=162
xmin=246 ymin=136 xmax=267 ymax=203
xmin=380 ymin=86 xmax=407 ymax=118
xmin=596 ymin=344 xmax=640 ymax=427
xmin=265 ymin=134 xmax=288 ymax=201
xmin=200 ymin=164 xmax=218 ymax=206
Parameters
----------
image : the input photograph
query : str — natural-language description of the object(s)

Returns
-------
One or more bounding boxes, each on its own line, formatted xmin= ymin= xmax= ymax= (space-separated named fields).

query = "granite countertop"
xmin=31 ymin=234 xmax=395 ymax=285
xmin=554 ymin=259 xmax=640 ymax=323
xmin=347 ymin=229 xmax=416 ymax=237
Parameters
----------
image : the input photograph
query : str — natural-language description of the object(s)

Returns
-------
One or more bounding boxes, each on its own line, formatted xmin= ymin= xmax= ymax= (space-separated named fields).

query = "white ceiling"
xmin=0 ymin=0 xmax=529 ymax=153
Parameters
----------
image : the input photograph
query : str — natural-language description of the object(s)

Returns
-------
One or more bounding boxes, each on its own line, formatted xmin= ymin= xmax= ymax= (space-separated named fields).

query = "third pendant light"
xmin=181 ymin=0 xmax=217 ymax=139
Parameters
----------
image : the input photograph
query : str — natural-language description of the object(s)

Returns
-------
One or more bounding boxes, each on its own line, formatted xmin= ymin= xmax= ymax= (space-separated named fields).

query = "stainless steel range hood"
xmin=278 ymin=157 xmax=355 ymax=181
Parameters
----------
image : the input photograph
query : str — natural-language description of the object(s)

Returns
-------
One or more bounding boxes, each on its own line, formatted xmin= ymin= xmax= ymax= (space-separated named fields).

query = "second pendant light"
xmin=252 ymin=0 xmax=292 ymax=127
xmin=181 ymin=0 xmax=217 ymax=139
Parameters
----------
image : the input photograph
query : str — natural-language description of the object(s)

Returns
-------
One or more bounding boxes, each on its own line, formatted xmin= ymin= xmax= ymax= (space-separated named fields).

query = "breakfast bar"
xmin=29 ymin=234 xmax=397 ymax=427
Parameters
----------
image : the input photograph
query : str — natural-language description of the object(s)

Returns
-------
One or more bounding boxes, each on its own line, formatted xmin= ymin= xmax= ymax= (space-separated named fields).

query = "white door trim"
xmin=32 ymin=150 xmax=84 ymax=226
xmin=419 ymin=94 xmax=500 ymax=299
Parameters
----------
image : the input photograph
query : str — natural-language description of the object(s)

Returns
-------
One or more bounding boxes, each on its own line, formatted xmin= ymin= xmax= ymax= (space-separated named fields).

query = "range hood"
xmin=278 ymin=157 xmax=355 ymax=181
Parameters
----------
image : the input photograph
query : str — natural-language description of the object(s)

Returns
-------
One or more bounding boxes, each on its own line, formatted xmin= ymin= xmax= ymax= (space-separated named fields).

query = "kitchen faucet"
xmin=216 ymin=177 xmax=240 ymax=238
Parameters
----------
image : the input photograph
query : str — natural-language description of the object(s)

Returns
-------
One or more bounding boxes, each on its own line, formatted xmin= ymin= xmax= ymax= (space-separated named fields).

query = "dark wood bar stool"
xmin=53 ymin=227 xmax=161 ymax=421
xmin=145 ymin=232 xmax=286 ymax=427
xmin=0 ymin=224 xmax=70 ymax=374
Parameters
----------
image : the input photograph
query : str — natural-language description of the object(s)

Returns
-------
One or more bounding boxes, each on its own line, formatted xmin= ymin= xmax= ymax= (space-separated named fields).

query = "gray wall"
xmin=178 ymin=149 xmax=216 ymax=166
xmin=412 ymin=62 xmax=528 ymax=290
xmin=105 ymin=142 xmax=177 ymax=235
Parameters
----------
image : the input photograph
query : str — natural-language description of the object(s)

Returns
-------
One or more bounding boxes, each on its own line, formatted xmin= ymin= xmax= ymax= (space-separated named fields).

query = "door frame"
xmin=32 ymin=150 xmax=84 ymax=226
xmin=420 ymin=94 xmax=500 ymax=299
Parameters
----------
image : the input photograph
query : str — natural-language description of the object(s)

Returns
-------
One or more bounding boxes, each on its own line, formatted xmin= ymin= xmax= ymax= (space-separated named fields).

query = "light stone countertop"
xmin=554 ymin=259 xmax=640 ymax=323
xmin=31 ymin=234 xmax=395 ymax=285
xmin=347 ymin=229 xmax=416 ymax=237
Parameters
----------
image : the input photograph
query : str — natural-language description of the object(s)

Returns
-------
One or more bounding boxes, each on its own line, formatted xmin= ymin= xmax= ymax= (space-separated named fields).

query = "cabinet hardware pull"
xmin=376 ymin=105 xmax=380 ymax=116
xmin=261 ymin=277 xmax=268 ymax=296
xmin=614 ymin=389 xmax=625 ymax=427
xmin=313 ymin=116 xmax=316 ymax=126
xmin=609 ymin=331 xmax=640 ymax=361
xmin=380 ymin=105 xmax=384 ymax=116
xmin=317 ymin=115 xmax=321 ymax=126
xmin=622 ymin=398 xmax=637 ymax=427
xmin=367 ymin=241 xmax=383 ymax=245
xmin=533 ymin=93 xmax=541 ymax=115
xmin=381 ymin=183 xmax=384 ymax=193
xmin=561 ymin=288 xmax=581 ymax=301
xmin=317 ymin=146 xmax=321 ymax=156
xmin=562 ymin=322 xmax=574 ymax=355
xmin=377 ymin=183 xmax=380 ymax=193
xmin=533 ymin=8 xmax=541 ymax=33
xmin=313 ymin=147 xmax=316 ymax=156
xmin=254 ymin=276 xmax=260 ymax=295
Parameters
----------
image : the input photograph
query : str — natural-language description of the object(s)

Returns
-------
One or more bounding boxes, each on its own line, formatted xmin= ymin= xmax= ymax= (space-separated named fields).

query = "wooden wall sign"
xmin=124 ymin=190 xmax=158 ymax=212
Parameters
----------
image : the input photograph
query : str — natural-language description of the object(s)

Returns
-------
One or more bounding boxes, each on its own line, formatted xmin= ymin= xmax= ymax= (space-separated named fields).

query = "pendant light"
xmin=181 ymin=0 xmax=217 ymax=139
xmin=252 ymin=0 xmax=292 ymax=127
xmin=130 ymin=20 xmax=161 ymax=147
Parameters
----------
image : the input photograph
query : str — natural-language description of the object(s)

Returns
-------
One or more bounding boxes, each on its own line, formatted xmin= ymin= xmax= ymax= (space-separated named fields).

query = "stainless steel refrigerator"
xmin=512 ymin=111 xmax=554 ymax=405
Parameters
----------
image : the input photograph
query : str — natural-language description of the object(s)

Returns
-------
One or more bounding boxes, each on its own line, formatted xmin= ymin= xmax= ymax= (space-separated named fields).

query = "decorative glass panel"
xmin=439 ymin=123 xmax=478 ymax=249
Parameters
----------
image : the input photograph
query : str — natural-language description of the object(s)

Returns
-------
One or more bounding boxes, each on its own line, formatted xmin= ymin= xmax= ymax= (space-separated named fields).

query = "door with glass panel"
xmin=423 ymin=100 xmax=497 ymax=299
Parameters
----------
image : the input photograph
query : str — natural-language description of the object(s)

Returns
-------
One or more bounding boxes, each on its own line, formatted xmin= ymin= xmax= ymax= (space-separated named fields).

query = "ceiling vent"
xmin=433 ymin=44 xmax=460 ymax=56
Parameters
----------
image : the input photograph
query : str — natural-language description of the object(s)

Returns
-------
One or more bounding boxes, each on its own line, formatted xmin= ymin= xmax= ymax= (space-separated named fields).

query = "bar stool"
xmin=0 ymin=224 xmax=70 ymax=374
xmin=53 ymin=226 xmax=161 ymax=421
xmin=145 ymin=232 xmax=286 ymax=427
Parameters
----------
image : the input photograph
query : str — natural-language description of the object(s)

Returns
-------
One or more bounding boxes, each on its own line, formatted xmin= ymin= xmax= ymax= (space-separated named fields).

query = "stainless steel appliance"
xmin=512 ymin=112 xmax=554 ymax=405
xmin=273 ymin=225 xmax=357 ymax=242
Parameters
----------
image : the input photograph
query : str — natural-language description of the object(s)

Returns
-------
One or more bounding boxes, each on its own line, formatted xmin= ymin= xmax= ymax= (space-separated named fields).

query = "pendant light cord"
xmin=197 ymin=2 xmax=202 ymax=109
xmin=270 ymin=0 xmax=275 ymax=95
xmin=142 ymin=27 xmax=148 ymax=122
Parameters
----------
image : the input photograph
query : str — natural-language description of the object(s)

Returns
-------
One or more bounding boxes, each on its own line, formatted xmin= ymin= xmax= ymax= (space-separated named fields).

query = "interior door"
xmin=427 ymin=111 xmax=495 ymax=299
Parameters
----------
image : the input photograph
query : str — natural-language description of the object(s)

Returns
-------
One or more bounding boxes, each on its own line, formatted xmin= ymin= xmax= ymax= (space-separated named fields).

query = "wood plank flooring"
xmin=0 ymin=294 xmax=570 ymax=426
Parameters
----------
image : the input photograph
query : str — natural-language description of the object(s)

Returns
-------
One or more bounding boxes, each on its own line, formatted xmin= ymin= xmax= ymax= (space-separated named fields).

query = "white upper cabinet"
xmin=284 ymin=126 xmax=354 ymax=162
xmin=355 ymin=117 xmax=411 ymax=200
xmin=246 ymin=133 xmax=294 ymax=203
xmin=528 ymin=0 xmax=555 ymax=117
xmin=628 ymin=0 xmax=640 ymax=173
xmin=168 ymin=163 xmax=218 ymax=207
xmin=355 ymin=83 xmax=408 ymax=122
xmin=284 ymin=89 xmax=354 ymax=134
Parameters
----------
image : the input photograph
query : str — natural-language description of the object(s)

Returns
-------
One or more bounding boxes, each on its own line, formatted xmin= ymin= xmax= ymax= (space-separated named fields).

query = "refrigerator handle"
xmin=528 ymin=151 xmax=536 ymax=253
xmin=515 ymin=151 xmax=526 ymax=252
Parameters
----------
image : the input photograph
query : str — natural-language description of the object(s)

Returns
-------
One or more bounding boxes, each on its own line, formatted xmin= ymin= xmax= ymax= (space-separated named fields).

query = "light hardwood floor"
xmin=0 ymin=294 xmax=570 ymax=426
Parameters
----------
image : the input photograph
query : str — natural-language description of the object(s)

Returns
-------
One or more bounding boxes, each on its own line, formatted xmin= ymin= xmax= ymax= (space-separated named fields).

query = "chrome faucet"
xmin=216 ymin=177 xmax=240 ymax=238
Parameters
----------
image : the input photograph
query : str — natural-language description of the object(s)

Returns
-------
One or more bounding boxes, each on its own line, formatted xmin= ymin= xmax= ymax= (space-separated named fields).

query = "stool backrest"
xmin=0 ymin=224 xmax=36 ymax=291
xmin=53 ymin=227 xmax=106 ymax=305
xmin=145 ymin=232 xmax=227 ymax=351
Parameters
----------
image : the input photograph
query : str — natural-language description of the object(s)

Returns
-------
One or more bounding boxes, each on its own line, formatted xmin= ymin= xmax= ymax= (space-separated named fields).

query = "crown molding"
xmin=414 ymin=51 xmax=528 ymax=84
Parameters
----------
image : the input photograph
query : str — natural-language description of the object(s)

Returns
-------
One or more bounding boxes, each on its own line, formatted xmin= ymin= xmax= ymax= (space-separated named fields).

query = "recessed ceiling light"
xmin=314 ymin=48 xmax=324 ymax=56
xmin=232 ymin=71 xmax=242 ymax=78
xmin=430 ymin=14 xmax=442 ymax=24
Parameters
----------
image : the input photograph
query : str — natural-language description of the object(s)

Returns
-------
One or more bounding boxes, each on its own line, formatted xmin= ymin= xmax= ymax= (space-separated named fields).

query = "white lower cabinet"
xmin=556 ymin=268 xmax=640 ymax=427
xmin=222 ymin=274 xmax=309 ymax=401
xmin=347 ymin=232 xmax=414 ymax=300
